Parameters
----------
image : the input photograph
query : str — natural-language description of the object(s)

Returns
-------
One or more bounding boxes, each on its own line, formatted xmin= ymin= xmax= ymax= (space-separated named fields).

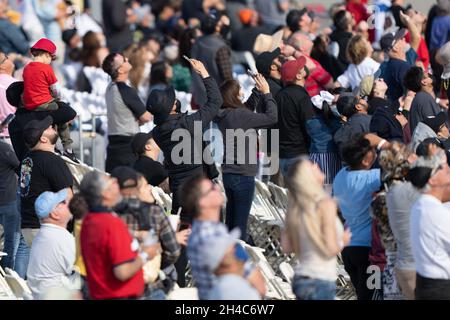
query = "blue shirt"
xmin=430 ymin=15 xmax=450 ymax=51
xmin=333 ymin=168 xmax=381 ymax=247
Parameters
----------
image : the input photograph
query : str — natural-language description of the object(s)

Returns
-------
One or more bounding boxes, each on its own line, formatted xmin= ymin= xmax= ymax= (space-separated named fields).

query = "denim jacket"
xmin=306 ymin=116 xmax=341 ymax=153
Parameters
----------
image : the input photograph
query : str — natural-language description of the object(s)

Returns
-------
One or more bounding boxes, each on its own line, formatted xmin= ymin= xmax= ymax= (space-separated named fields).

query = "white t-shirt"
xmin=27 ymin=223 xmax=76 ymax=299
xmin=337 ymin=57 xmax=380 ymax=90
xmin=411 ymin=194 xmax=450 ymax=280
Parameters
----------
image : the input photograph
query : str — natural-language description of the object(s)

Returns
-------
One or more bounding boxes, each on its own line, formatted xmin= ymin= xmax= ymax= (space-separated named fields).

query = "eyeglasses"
xmin=115 ymin=56 xmax=129 ymax=72
xmin=200 ymin=182 xmax=219 ymax=198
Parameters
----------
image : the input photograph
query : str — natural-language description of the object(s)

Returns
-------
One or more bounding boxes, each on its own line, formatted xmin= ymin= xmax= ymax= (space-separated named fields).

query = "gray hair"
xmin=79 ymin=171 xmax=109 ymax=209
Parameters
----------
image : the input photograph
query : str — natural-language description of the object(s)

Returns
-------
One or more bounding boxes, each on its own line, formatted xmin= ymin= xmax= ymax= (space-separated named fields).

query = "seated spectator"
xmin=0 ymin=0 xmax=29 ymax=55
xmin=333 ymin=134 xmax=390 ymax=300
xmin=27 ymin=188 xmax=77 ymax=300
xmin=206 ymin=229 xmax=261 ymax=300
xmin=183 ymin=174 xmax=266 ymax=300
xmin=131 ymin=132 xmax=170 ymax=193
xmin=409 ymin=150 xmax=450 ymax=299
xmin=79 ymin=171 xmax=161 ymax=300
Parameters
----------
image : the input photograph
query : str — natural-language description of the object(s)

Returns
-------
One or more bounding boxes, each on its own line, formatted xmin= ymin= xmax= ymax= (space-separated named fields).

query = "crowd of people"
xmin=1 ymin=0 xmax=450 ymax=301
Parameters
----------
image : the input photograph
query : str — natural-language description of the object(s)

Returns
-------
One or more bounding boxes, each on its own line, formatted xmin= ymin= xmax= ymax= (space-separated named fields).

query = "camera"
xmin=115 ymin=197 xmax=152 ymax=231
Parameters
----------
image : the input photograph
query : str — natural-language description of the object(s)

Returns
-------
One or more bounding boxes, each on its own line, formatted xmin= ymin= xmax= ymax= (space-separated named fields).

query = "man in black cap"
xmin=6 ymin=82 xmax=77 ymax=162
xmin=147 ymin=58 xmax=222 ymax=287
xmin=333 ymin=93 xmax=372 ymax=156
xmin=255 ymin=48 xmax=283 ymax=97
xmin=131 ymin=132 xmax=169 ymax=193
xmin=19 ymin=116 xmax=73 ymax=250
xmin=101 ymin=52 xmax=152 ymax=173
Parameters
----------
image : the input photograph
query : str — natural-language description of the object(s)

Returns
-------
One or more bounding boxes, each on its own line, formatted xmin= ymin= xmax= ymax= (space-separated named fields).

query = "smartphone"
xmin=182 ymin=55 xmax=191 ymax=62
xmin=247 ymin=69 xmax=257 ymax=77
xmin=0 ymin=113 xmax=15 ymax=128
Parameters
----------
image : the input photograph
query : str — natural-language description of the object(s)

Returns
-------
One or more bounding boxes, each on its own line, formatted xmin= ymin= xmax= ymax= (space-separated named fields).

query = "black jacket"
xmin=102 ymin=0 xmax=133 ymax=52
xmin=152 ymin=77 xmax=222 ymax=187
xmin=369 ymin=98 xmax=404 ymax=142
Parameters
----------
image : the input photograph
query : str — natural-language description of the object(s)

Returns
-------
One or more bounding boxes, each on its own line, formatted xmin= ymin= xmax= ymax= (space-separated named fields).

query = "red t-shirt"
xmin=405 ymin=34 xmax=430 ymax=71
xmin=80 ymin=212 xmax=144 ymax=299
xmin=22 ymin=62 xmax=57 ymax=110
xmin=304 ymin=58 xmax=333 ymax=97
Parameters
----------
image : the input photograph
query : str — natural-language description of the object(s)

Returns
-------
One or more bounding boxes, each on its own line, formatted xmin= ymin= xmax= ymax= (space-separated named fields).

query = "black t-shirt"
xmin=133 ymin=155 xmax=168 ymax=187
xmin=20 ymin=150 xmax=73 ymax=229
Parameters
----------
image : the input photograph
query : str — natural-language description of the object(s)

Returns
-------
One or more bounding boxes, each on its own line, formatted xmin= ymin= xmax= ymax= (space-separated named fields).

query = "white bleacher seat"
xmin=4 ymin=268 xmax=32 ymax=300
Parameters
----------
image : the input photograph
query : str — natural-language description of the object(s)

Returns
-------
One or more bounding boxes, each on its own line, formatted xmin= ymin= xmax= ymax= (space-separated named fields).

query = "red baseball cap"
xmin=281 ymin=56 xmax=307 ymax=83
xmin=31 ymin=38 xmax=57 ymax=59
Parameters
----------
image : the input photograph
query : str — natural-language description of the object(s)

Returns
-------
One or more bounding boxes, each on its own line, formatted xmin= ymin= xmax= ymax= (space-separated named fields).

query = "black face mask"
xmin=220 ymin=25 xmax=231 ymax=39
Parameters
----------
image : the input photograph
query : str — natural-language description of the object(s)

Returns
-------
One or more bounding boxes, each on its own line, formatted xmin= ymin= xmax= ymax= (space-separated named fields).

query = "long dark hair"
xmin=80 ymin=31 xmax=101 ymax=67
xmin=315 ymin=101 xmax=336 ymax=127
xmin=220 ymin=80 xmax=245 ymax=109
xmin=178 ymin=28 xmax=199 ymax=68
xmin=150 ymin=61 xmax=169 ymax=86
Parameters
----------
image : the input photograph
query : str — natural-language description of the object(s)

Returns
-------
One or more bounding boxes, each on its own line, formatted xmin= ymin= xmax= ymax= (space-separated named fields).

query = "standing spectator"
xmin=0 ymin=50 xmax=17 ymax=145
xmin=335 ymin=35 xmax=380 ymax=90
xmin=131 ymin=132 xmax=169 ymax=193
xmin=102 ymin=0 xmax=133 ymax=52
xmin=27 ymin=188 xmax=77 ymax=300
xmin=333 ymin=134 xmax=389 ymax=300
xmin=148 ymin=61 xmax=173 ymax=96
xmin=409 ymin=150 xmax=450 ymax=299
xmin=329 ymin=10 xmax=355 ymax=72
xmin=31 ymin=0 xmax=63 ymax=45
xmin=255 ymin=48 xmax=283 ymax=97
xmin=79 ymin=171 xmax=161 ymax=300
xmin=308 ymin=92 xmax=343 ymax=186
xmin=206 ymin=229 xmax=261 ymax=300
xmin=147 ymin=59 xmax=222 ymax=287
xmin=405 ymin=66 xmax=442 ymax=134
xmin=0 ymin=137 xmax=20 ymax=270
xmin=101 ymin=52 xmax=152 ymax=173
xmin=254 ymin=0 xmax=289 ymax=32
xmin=190 ymin=13 xmax=232 ymax=107
xmin=378 ymin=142 xmax=419 ymax=299
xmin=183 ymin=174 xmax=265 ymax=299
xmin=311 ymin=34 xmax=345 ymax=81
xmin=429 ymin=0 xmax=450 ymax=52
xmin=215 ymin=75 xmax=277 ymax=241
xmin=111 ymin=167 xmax=181 ymax=300
xmin=20 ymin=116 xmax=73 ymax=249
xmin=0 ymin=0 xmax=29 ymax=55
xmin=333 ymin=93 xmax=372 ymax=157
xmin=276 ymin=56 xmax=315 ymax=177
xmin=283 ymin=158 xmax=350 ymax=300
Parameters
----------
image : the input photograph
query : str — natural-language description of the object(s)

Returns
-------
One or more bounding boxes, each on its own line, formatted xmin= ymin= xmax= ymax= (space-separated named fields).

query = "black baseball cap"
xmin=110 ymin=166 xmax=139 ymax=189
xmin=336 ymin=93 xmax=358 ymax=118
xmin=380 ymin=28 xmax=408 ymax=52
xmin=23 ymin=116 xmax=53 ymax=148
xmin=255 ymin=48 xmax=281 ymax=77
xmin=62 ymin=28 xmax=77 ymax=46
xmin=131 ymin=132 xmax=153 ymax=155
xmin=422 ymin=112 xmax=448 ymax=134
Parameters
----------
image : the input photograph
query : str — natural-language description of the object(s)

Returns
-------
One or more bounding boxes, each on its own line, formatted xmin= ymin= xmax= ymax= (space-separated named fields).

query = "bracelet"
xmin=377 ymin=139 xmax=387 ymax=151
xmin=139 ymin=251 xmax=149 ymax=263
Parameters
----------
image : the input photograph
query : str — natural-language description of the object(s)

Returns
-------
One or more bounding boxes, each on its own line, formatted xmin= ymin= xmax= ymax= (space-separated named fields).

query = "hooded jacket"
xmin=152 ymin=77 xmax=222 ymax=189
xmin=214 ymin=93 xmax=278 ymax=176
xmin=410 ymin=121 xmax=438 ymax=153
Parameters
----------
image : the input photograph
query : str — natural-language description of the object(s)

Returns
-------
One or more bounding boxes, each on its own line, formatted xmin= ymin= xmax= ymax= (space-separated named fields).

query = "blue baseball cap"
xmin=35 ymin=189 xmax=68 ymax=219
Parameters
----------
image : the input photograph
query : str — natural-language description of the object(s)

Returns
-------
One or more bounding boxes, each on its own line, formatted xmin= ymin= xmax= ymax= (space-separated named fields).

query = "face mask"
xmin=234 ymin=243 xmax=249 ymax=262
xmin=220 ymin=25 xmax=230 ymax=39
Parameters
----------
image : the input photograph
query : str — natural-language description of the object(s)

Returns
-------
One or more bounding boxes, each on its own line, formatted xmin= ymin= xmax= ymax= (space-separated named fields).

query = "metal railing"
xmin=76 ymin=112 xmax=107 ymax=165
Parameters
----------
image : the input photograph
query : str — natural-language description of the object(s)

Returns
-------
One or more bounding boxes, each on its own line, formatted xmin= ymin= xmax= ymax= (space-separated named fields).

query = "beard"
xmin=47 ymin=132 xmax=58 ymax=145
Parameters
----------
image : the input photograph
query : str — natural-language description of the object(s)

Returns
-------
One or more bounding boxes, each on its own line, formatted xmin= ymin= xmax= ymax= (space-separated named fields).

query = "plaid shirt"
xmin=122 ymin=202 xmax=181 ymax=290
xmin=215 ymin=46 xmax=233 ymax=82
xmin=187 ymin=221 xmax=254 ymax=299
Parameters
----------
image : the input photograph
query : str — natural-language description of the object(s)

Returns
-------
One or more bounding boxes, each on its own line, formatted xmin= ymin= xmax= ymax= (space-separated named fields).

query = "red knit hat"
xmin=31 ymin=38 xmax=57 ymax=59
xmin=281 ymin=56 xmax=307 ymax=83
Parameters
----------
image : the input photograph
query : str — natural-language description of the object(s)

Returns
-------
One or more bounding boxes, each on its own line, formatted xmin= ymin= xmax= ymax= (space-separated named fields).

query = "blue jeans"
xmin=222 ymin=173 xmax=255 ymax=242
xmin=13 ymin=189 xmax=30 ymax=279
xmin=0 ymin=201 xmax=20 ymax=269
xmin=279 ymin=157 xmax=303 ymax=179
xmin=292 ymin=275 xmax=336 ymax=300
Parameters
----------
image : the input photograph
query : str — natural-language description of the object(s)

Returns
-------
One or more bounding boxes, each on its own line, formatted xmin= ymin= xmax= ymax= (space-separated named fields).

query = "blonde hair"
xmin=128 ymin=45 xmax=148 ymax=89
xmin=346 ymin=35 xmax=369 ymax=65
xmin=284 ymin=158 xmax=331 ymax=257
